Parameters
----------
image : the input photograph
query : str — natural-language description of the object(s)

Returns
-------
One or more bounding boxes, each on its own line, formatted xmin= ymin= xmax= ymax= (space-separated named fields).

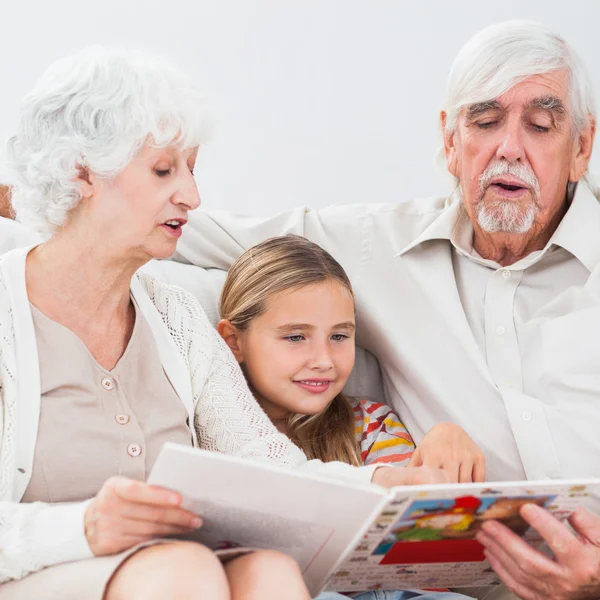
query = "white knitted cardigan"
xmin=0 ymin=246 xmax=378 ymax=583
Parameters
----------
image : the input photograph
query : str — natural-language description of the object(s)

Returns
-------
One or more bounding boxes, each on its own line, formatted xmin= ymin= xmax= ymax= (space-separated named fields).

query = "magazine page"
xmin=325 ymin=478 xmax=600 ymax=593
xmin=148 ymin=443 xmax=389 ymax=596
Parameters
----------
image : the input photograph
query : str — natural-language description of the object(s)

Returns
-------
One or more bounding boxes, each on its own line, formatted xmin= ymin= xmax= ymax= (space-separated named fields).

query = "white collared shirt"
xmin=175 ymin=183 xmax=600 ymax=482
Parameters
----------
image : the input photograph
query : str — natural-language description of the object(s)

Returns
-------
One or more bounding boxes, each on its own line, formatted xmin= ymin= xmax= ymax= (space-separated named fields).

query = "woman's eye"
xmin=331 ymin=334 xmax=349 ymax=342
xmin=284 ymin=335 xmax=305 ymax=343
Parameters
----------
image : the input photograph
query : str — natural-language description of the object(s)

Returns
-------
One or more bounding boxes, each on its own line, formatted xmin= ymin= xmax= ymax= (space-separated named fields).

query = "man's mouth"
xmin=489 ymin=178 xmax=528 ymax=192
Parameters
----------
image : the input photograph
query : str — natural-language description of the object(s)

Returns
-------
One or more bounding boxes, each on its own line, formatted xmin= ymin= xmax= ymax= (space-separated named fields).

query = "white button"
xmin=495 ymin=325 xmax=506 ymax=335
xmin=501 ymin=270 xmax=512 ymax=280
xmin=522 ymin=411 xmax=532 ymax=421
xmin=115 ymin=414 xmax=130 ymax=425
xmin=127 ymin=443 xmax=142 ymax=457
xmin=101 ymin=377 xmax=115 ymax=391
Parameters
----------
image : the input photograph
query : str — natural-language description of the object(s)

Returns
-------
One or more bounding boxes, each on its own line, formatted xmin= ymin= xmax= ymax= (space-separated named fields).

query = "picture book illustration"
xmin=374 ymin=493 xmax=554 ymax=554
xmin=327 ymin=482 xmax=597 ymax=592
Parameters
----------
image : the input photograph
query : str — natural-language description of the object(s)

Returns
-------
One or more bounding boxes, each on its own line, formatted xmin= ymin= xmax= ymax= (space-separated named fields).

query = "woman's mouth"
xmin=293 ymin=379 xmax=333 ymax=394
xmin=160 ymin=219 xmax=187 ymax=238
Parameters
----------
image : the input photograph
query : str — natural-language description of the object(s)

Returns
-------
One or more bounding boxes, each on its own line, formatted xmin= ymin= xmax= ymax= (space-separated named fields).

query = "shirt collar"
xmin=395 ymin=194 xmax=463 ymax=257
xmin=396 ymin=183 xmax=600 ymax=272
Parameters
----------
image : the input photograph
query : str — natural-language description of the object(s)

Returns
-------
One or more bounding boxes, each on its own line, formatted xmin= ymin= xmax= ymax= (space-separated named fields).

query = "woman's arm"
xmin=0 ymin=499 xmax=92 ymax=582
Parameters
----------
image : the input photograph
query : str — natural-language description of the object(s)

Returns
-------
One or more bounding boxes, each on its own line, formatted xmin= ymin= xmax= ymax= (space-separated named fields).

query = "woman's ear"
xmin=76 ymin=165 xmax=96 ymax=199
xmin=217 ymin=319 xmax=245 ymax=363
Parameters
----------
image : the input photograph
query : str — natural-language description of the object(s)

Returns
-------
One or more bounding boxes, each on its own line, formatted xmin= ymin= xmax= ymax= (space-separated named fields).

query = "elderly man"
xmin=170 ymin=21 xmax=600 ymax=600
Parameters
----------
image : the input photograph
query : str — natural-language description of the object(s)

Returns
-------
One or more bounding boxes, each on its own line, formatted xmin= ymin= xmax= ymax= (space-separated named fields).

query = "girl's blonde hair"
xmin=220 ymin=234 xmax=362 ymax=466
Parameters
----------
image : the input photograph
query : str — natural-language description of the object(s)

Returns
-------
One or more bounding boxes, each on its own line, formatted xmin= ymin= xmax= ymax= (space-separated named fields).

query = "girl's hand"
xmin=84 ymin=476 xmax=202 ymax=556
xmin=371 ymin=465 xmax=453 ymax=488
xmin=408 ymin=423 xmax=485 ymax=483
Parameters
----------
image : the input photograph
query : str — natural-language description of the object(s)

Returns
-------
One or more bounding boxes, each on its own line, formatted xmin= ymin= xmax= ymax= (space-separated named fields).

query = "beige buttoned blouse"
xmin=22 ymin=301 xmax=193 ymax=504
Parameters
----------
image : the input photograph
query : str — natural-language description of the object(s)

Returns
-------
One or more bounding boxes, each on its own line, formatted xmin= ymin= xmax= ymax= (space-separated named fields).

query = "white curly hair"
xmin=7 ymin=46 xmax=208 ymax=236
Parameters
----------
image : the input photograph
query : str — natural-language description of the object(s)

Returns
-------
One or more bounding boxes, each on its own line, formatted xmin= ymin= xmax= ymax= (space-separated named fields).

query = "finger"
xmin=568 ymin=506 xmax=600 ymax=545
xmin=407 ymin=448 xmax=422 ymax=468
xmin=477 ymin=529 xmax=535 ymax=583
xmin=520 ymin=503 xmax=582 ymax=563
xmin=122 ymin=503 xmax=202 ymax=529
xmin=121 ymin=519 xmax=197 ymax=538
xmin=112 ymin=478 xmax=182 ymax=507
xmin=458 ymin=460 xmax=474 ymax=483
xmin=439 ymin=460 xmax=459 ymax=484
xmin=478 ymin=519 xmax=564 ymax=579
xmin=484 ymin=549 xmax=541 ymax=600
xmin=472 ymin=455 xmax=486 ymax=482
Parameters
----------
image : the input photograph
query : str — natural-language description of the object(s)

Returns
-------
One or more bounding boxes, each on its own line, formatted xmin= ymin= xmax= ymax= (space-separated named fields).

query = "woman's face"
xmin=82 ymin=143 xmax=200 ymax=261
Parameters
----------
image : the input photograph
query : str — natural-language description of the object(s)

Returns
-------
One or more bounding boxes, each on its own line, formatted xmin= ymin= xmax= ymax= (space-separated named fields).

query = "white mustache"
xmin=478 ymin=162 xmax=540 ymax=198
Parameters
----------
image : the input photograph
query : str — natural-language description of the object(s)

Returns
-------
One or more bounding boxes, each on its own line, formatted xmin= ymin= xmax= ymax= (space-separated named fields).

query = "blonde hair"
xmin=220 ymin=235 xmax=362 ymax=466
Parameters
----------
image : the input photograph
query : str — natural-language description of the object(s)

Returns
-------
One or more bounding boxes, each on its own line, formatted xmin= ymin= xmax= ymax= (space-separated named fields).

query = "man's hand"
xmin=371 ymin=465 xmax=453 ymax=488
xmin=85 ymin=476 xmax=202 ymax=556
xmin=476 ymin=503 xmax=600 ymax=600
xmin=408 ymin=422 xmax=486 ymax=483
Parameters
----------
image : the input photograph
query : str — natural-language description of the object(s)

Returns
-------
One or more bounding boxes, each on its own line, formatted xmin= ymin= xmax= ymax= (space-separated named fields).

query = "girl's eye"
xmin=331 ymin=333 xmax=349 ymax=342
xmin=284 ymin=335 xmax=305 ymax=343
xmin=154 ymin=168 xmax=171 ymax=177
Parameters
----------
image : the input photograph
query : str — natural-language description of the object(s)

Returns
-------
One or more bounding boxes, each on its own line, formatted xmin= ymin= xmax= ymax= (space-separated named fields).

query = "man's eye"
xmin=531 ymin=123 xmax=550 ymax=133
xmin=476 ymin=121 xmax=497 ymax=129
xmin=331 ymin=334 xmax=349 ymax=342
xmin=284 ymin=335 xmax=305 ymax=343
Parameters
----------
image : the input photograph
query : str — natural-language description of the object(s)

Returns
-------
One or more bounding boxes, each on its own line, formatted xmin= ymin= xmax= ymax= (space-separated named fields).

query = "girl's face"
xmin=234 ymin=280 xmax=356 ymax=425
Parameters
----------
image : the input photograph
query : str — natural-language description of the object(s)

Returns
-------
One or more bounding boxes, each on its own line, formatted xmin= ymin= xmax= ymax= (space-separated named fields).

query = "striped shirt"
xmin=353 ymin=399 xmax=415 ymax=466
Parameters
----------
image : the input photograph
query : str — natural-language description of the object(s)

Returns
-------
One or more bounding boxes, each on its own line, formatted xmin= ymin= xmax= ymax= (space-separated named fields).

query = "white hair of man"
xmin=441 ymin=20 xmax=596 ymax=138
xmin=7 ymin=46 xmax=208 ymax=236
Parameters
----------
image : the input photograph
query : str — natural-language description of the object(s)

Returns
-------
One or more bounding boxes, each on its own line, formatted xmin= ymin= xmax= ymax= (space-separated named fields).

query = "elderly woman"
xmin=0 ymin=48 xmax=445 ymax=600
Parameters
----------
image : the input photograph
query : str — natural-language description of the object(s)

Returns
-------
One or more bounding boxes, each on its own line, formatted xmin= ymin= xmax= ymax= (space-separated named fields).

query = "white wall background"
xmin=1 ymin=1 xmax=598 ymax=215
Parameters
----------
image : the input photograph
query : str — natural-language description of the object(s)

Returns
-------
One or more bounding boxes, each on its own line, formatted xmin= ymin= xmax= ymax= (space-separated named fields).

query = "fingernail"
xmin=169 ymin=494 xmax=181 ymax=505
xmin=521 ymin=503 xmax=541 ymax=517
xmin=191 ymin=517 xmax=202 ymax=528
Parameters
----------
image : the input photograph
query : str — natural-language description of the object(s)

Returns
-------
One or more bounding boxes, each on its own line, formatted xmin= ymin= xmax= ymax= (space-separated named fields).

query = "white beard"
xmin=477 ymin=200 xmax=537 ymax=234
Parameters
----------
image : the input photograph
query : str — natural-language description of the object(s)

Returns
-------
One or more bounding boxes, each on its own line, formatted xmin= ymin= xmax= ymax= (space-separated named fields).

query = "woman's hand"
xmin=85 ymin=476 xmax=202 ymax=556
xmin=408 ymin=422 xmax=485 ymax=483
xmin=371 ymin=465 xmax=453 ymax=488
xmin=477 ymin=504 xmax=600 ymax=600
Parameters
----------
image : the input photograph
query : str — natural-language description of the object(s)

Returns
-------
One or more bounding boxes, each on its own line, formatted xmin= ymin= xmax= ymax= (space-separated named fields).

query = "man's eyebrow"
xmin=526 ymin=95 xmax=566 ymax=114
xmin=466 ymin=101 xmax=502 ymax=120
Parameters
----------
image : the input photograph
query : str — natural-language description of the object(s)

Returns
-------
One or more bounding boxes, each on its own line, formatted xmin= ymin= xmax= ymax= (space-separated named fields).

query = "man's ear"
xmin=76 ymin=165 xmax=95 ymax=199
xmin=570 ymin=117 xmax=596 ymax=182
xmin=441 ymin=111 xmax=459 ymax=177
xmin=217 ymin=319 xmax=245 ymax=363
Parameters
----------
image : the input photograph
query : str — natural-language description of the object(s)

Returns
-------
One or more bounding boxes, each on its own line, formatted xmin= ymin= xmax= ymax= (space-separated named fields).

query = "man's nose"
xmin=496 ymin=120 xmax=525 ymax=163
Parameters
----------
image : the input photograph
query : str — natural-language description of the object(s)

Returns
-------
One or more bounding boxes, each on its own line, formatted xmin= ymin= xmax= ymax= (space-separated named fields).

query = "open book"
xmin=148 ymin=443 xmax=600 ymax=597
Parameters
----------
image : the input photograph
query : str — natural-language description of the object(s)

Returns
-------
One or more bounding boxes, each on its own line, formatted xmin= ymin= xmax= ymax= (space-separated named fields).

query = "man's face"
xmin=442 ymin=70 xmax=594 ymax=238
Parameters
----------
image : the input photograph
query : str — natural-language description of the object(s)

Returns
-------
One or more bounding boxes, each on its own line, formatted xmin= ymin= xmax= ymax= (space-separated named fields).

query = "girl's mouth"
xmin=293 ymin=380 xmax=333 ymax=394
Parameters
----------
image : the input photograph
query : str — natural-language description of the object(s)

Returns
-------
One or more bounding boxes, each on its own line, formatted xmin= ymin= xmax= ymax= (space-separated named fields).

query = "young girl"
xmin=217 ymin=234 xmax=484 ymax=600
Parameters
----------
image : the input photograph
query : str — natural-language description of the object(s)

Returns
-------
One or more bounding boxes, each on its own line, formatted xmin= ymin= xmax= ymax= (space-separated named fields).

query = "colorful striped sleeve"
xmin=353 ymin=398 xmax=415 ymax=466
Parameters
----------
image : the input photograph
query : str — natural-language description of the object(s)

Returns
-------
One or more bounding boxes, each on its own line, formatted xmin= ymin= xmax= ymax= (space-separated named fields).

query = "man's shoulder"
xmin=321 ymin=195 xmax=449 ymax=219
xmin=329 ymin=196 xmax=452 ymax=254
